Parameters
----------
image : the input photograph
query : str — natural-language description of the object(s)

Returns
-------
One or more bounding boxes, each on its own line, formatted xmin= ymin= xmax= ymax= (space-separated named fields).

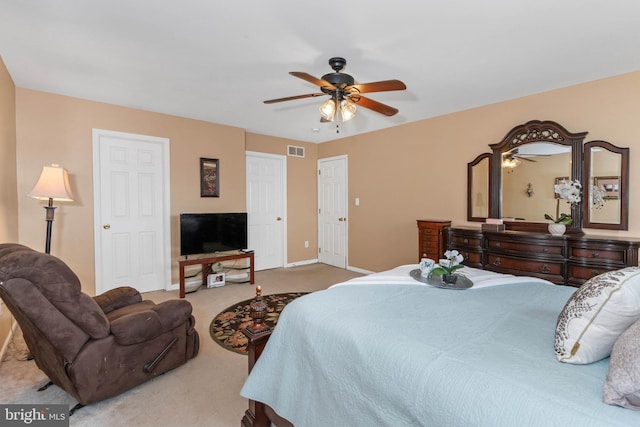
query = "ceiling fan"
xmin=264 ymin=57 xmax=407 ymax=124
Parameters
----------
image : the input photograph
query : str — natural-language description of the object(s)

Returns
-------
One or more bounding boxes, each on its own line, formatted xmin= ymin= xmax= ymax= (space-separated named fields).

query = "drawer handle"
xmin=463 ymin=238 xmax=468 ymax=244
xmin=493 ymin=257 xmax=501 ymax=266
xmin=592 ymin=270 xmax=601 ymax=277
xmin=592 ymin=251 xmax=600 ymax=258
xmin=541 ymin=264 xmax=551 ymax=274
xmin=495 ymin=241 xmax=501 ymax=248
xmin=542 ymin=248 xmax=548 ymax=253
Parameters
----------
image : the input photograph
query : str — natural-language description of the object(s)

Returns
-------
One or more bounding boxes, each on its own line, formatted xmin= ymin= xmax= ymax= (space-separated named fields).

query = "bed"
xmin=240 ymin=265 xmax=640 ymax=426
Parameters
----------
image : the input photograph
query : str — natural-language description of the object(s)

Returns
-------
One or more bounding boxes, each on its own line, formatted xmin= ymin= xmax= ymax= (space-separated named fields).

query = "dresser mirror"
xmin=467 ymin=120 xmax=630 ymax=231
xmin=583 ymin=140 xmax=629 ymax=230
xmin=467 ymin=153 xmax=491 ymax=221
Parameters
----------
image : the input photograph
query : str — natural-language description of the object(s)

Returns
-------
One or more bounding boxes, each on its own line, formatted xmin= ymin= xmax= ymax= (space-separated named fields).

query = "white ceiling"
xmin=1 ymin=1 xmax=639 ymax=143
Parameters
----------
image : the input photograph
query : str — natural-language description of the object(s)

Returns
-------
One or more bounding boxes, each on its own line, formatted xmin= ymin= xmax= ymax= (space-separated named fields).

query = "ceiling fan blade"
xmin=348 ymin=79 xmax=407 ymax=94
xmin=517 ymin=156 xmax=537 ymax=162
xmin=349 ymin=95 xmax=399 ymax=116
xmin=264 ymin=93 xmax=325 ymax=104
xmin=290 ymin=72 xmax=336 ymax=89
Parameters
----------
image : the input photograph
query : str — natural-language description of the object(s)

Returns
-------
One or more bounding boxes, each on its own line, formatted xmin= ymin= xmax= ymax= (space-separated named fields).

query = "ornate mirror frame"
xmin=489 ymin=120 xmax=587 ymax=233
xmin=467 ymin=153 xmax=492 ymax=222
xmin=583 ymin=140 xmax=629 ymax=230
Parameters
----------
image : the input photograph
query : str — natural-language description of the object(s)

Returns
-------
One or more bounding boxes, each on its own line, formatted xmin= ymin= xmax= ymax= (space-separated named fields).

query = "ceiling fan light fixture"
xmin=340 ymin=100 xmax=356 ymax=121
xmin=502 ymin=157 xmax=521 ymax=169
xmin=319 ymin=98 xmax=336 ymax=121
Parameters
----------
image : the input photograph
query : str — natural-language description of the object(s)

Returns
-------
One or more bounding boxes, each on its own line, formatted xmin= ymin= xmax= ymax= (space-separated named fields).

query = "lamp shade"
xmin=28 ymin=165 xmax=74 ymax=202
xmin=319 ymin=98 xmax=336 ymax=121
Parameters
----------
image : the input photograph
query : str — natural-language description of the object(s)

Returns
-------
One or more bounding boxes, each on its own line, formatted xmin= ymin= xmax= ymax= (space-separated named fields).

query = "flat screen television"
xmin=179 ymin=212 xmax=248 ymax=256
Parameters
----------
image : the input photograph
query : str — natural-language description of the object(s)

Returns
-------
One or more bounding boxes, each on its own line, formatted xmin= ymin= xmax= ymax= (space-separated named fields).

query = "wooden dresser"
xmin=446 ymin=227 xmax=640 ymax=287
xmin=417 ymin=220 xmax=452 ymax=261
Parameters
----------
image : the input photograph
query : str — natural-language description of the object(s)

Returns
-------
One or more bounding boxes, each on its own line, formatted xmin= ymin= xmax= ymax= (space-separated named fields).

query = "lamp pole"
xmin=43 ymin=197 xmax=56 ymax=254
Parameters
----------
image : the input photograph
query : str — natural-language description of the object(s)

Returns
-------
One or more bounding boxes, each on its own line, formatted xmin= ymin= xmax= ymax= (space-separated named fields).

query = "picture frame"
xmin=207 ymin=272 xmax=226 ymax=288
xmin=554 ymin=177 xmax=569 ymax=199
xmin=594 ymin=176 xmax=620 ymax=200
xmin=200 ymin=158 xmax=219 ymax=197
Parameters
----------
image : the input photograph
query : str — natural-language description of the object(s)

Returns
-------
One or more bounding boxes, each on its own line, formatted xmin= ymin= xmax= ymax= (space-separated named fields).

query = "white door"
xmin=93 ymin=129 xmax=171 ymax=294
xmin=246 ymin=152 xmax=286 ymax=270
xmin=318 ymin=156 xmax=347 ymax=268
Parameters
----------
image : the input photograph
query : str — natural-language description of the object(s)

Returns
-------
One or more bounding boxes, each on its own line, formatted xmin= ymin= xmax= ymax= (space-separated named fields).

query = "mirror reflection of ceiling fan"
xmin=503 ymin=148 xmax=538 ymax=169
xmin=264 ymin=57 xmax=407 ymax=127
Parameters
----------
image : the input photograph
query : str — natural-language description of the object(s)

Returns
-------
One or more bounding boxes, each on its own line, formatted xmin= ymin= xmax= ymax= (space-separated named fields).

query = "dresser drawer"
xmin=486 ymin=253 xmax=564 ymax=283
xmin=459 ymin=250 xmax=483 ymax=268
xmin=450 ymin=234 xmax=482 ymax=249
xmin=420 ymin=229 xmax=439 ymax=243
xmin=568 ymin=265 xmax=608 ymax=282
xmin=486 ymin=238 xmax=564 ymax=257
xmin=568 ymin=246 xmax=626 ymax=265
xmin=420 ymin=242 xmax=440 ymax=258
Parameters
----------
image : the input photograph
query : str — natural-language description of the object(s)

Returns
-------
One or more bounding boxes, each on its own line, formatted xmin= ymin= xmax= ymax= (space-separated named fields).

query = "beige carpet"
xmin=0 ymin=263 xmax=362 ymax=427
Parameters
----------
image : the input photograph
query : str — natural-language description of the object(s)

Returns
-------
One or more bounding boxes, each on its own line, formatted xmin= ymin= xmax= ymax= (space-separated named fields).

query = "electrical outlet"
xmin=304 ymin=241 xmax=309 ymax=248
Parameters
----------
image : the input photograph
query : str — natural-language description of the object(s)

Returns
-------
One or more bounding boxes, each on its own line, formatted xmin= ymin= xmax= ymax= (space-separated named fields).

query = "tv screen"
xmin=180 ymin=213 xmax=248 ymax=256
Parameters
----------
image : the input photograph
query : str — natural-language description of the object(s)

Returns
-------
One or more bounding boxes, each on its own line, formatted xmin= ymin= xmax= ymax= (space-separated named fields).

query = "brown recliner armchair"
xmin=0 ymin=243 xmax=199 ymax=412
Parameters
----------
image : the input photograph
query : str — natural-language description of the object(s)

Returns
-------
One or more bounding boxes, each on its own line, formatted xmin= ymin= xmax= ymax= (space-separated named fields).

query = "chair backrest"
xmin=0 ymin=244 xmax=111 ymax=363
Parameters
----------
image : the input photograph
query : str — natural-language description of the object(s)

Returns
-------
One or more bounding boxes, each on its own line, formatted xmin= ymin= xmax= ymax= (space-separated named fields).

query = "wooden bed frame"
xmin=240 ymin=287 xmax=290 ymax=427
xmin=240 ymin=236 xmax=640 ymax=426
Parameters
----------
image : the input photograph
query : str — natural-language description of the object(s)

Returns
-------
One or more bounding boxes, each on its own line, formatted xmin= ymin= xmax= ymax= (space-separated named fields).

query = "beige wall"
xmin=6 ymin=69 xmax=640 ymax=295
xmin=15 ymin=89 xmax=247 ymax=294
xmin=320 ymin=71 xmax=640 ymax=272
xmin=0 ymin=56 xmax=17 ymax=354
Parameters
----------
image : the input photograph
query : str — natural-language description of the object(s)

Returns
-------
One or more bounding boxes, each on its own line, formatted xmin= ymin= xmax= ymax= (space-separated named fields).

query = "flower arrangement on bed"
xmin=240 ymin=263 xmax=640 ymax=427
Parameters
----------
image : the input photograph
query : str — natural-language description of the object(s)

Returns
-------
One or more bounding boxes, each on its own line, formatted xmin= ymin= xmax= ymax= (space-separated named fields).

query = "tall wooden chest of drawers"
xmin=417 ymin=220 xmax=451 ymax=262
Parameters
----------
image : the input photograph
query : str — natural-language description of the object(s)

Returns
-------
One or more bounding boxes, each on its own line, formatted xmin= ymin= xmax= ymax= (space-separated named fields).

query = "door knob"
xmin=103 ymin=224 xmax=111 ymax=229
xmin=276 ymin=217 xmax=282 ymax=221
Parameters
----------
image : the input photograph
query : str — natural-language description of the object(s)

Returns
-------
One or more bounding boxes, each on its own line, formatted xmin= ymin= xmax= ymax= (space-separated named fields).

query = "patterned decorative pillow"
xmin=555 ymin=267 xmax=640 ymax=364
xmin=603 ymin=318 xmax=640 ymax=409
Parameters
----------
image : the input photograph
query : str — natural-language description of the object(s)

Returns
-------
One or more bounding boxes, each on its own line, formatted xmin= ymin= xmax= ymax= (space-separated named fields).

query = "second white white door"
xmin=318 ymin=156 xmax=347 ymax=269
xmin=246 ymin=152 xmax=286 ymax=271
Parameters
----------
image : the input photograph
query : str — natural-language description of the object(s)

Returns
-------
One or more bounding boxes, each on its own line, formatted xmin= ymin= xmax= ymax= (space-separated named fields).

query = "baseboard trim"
xmin=285 ymin=259 xmax=318 ymax=268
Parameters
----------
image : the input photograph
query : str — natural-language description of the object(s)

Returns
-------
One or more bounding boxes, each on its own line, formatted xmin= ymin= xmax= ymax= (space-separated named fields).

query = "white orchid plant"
xmin=432 ymin=250 xmax=465 ymax=276
xmin=545 ymin=179 xmax=582 ymax=224
xmin=591 ymin=184 xmax=607 ymax=209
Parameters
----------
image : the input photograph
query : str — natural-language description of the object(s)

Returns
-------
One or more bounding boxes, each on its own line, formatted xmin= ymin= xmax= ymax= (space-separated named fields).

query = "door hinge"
xmin=318 ymin=247 xmax=321 ymax=253
xmin=318 ymin=208 xmax=321 ymax=214
xmin=318 ymin=169 xmax=321 ymax=175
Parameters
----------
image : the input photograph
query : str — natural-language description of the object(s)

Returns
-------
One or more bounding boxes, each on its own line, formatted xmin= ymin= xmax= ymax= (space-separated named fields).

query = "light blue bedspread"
xmin=241 ymin=267 xmax=640 ymax=426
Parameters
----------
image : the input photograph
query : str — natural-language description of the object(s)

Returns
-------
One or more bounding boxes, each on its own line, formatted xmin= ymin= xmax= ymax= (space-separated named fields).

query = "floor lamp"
xmin=28 ymin=164 xmax=74 ymax=254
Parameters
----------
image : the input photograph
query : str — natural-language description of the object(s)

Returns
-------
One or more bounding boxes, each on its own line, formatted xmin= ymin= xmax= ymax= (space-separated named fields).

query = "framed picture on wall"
xmin=554 ymin=177 xmax=569 ymax=199
xmin=200 ymin=158 xmax=219 ymax=197
xmin=594 ymin=176 xmax=620 ymax=200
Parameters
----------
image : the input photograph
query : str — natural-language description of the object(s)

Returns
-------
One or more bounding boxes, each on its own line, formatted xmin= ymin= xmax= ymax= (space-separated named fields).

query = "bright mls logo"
xmin=1 ymin=405 xmax=68 ymax=426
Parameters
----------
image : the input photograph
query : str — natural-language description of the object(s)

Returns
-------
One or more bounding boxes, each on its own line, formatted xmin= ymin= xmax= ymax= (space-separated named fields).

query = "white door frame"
xmin=246 ymin=151 xmax=288 ymax=270
xmin=92 ymin=129 xmax=172 ymax=293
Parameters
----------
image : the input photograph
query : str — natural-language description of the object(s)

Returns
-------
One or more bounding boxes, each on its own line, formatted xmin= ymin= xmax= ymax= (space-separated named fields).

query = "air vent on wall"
xmin=287 ymin=145 xmax=305 ymax=158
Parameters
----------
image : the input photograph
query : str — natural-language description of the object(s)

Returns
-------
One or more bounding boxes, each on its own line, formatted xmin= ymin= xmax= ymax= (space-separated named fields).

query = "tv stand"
xmin=179 ymin=252 xmax=255 ymax=298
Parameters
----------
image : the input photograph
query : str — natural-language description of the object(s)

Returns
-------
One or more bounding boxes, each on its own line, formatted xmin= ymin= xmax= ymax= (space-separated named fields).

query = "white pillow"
xmin=603 ymin=318 xmax=640 ymax=409
xmin=555 ymin=267 xmax=640 ymax=364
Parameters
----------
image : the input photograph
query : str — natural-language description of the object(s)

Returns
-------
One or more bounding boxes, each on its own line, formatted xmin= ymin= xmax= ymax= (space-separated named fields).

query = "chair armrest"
xmin=110 ymin=310 xmax=164 ymax=345
xmin=109 ymin=300 xmax=193 ymax=346
xmin=93 ymin=286 xmax=142 ymax=314
xmin=152 ymin=300 xmax=194 ymax=332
